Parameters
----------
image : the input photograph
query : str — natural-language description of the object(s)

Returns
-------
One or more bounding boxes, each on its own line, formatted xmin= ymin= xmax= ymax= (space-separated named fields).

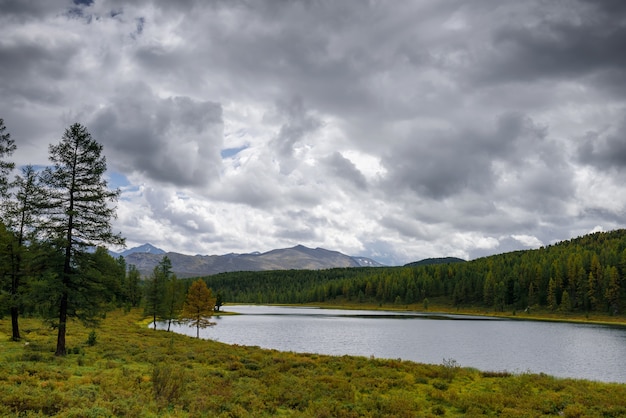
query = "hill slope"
xmin=404 ymin=257 xmax=466 ymax=267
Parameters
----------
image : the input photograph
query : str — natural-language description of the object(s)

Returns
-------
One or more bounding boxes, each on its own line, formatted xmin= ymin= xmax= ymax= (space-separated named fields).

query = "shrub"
xmin=432 ymin=380 xmax=449 ymax=391
xmin=441 ymin=358 xmax=460 ymax=381
xmin=431 ymin=404 xmax=446 ymax=415
xmin=87 ymin=331 xmax=97 ymax=346
xmin=151 ymin=364 xmax=187 ymax=409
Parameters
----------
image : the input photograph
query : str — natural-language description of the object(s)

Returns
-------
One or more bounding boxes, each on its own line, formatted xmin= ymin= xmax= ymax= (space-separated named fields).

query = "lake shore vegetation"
xmin=2 ymin=308 xmax=626 ymax=417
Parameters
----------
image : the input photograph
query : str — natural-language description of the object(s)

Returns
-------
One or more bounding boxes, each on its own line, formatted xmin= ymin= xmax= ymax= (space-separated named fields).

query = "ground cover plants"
xmin=2 ymin=309 xmax=626 ymax=417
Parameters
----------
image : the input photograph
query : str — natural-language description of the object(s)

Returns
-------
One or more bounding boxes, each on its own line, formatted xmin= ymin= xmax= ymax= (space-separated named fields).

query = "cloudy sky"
xmin=1 ymin=0 xmax=625 ymax=265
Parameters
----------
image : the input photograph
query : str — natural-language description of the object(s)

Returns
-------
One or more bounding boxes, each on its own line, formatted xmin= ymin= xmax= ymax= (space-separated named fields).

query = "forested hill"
xmin=203 ymin=229 xmax=626 ymax=314
xmin=404 ymin=257 xmax=466 ymax=267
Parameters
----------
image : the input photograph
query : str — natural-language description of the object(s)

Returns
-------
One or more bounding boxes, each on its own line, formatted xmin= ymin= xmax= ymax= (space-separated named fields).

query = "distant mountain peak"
xmin=119 ymin=243 xmax=166 ymax=257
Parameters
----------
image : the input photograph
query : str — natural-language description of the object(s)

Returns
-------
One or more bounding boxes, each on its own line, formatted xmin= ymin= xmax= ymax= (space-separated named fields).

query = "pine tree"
xmin=180 ymin=279 xmax=216 ymax=338
xmin=40 ymin=123 xmax=124 ymax=356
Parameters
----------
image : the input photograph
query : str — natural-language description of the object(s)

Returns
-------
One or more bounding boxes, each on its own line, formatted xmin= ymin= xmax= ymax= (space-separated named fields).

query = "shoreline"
xmin=221 ymin=301 xmax=626 ymax=328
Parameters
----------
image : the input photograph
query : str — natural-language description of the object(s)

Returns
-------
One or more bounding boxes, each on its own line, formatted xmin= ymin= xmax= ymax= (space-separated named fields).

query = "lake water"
xmin=160 ymin=305 xmax=626 ymax=383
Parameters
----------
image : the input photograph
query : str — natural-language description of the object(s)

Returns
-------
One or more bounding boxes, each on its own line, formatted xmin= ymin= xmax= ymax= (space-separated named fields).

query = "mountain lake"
xmin=158 ymin=305 xmax=626 ymax=383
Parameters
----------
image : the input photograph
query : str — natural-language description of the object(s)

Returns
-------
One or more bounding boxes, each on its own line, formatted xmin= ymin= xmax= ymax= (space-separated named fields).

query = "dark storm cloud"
xmin=0 ymin=0 xmax=68 ymax=20
xmin=89 ymin=83 xmax=223 ymax=187
xmin=0 ymin=35 xmax=76 ymax=106
xmin=577 ymin=115 xmax=626 ymax=172
xmin=462 ymin=1 xmax=626 ymax=87
xmin=322 ymin=152 xmax=368 ymax=191
xmin=381 ymin=112 xmax=548 ymax=200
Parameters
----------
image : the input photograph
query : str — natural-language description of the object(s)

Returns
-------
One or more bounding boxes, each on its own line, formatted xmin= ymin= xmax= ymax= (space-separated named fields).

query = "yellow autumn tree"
xmin=180 ymin=279 xmax=216 ymax=338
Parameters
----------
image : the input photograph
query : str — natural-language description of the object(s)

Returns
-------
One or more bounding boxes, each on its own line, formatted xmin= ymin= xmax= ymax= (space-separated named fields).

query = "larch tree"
xmin=180 ymin=279 xmax=216 ymax=338
xmin=40 ymin=123 xmax=124 ymax=356
xmin=144 ymin=256 xmax=173 ymax=330
xmin=124 ymin=264 xmax=142 ymax=308
xmin=214 ymin=292 xmax=223 ymax=312
xmin=605 ymin=266 xmax=621 ymax=315
xmin=164 ymin=272 xmax=185 ymax=332
xmin=1 ymin=166 xmax=46 ymax=341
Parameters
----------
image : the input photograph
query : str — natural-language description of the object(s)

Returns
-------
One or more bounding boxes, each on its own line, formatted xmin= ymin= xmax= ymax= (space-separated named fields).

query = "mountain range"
xmin=111 ymin=244 xmax=385 ymax=278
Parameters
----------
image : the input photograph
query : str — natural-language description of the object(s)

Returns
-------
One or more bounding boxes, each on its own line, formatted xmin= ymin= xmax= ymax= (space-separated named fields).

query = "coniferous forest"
xmin=202 ymin=229 xmax=626 ymax=315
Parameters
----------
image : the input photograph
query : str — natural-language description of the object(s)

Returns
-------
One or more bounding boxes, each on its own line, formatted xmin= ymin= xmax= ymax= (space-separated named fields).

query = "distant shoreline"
xmin=222 ymin=302 xmax=626 ymax=328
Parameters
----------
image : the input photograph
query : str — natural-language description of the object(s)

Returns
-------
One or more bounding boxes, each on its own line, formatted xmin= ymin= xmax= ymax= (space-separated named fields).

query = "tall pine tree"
xmin=41 ymin=123 xmax=124 ymax=356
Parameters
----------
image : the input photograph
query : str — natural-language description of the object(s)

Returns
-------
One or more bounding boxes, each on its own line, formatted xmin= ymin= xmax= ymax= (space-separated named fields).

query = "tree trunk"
xmin=11 ymin=306 xmax=20 ymax=341
xmin=56 ymin=291 xmax=68 ymax=356
xmin=10 ymin=272 xmax=20 ymax=341
xmin=10 ymin=244 xmax=21 ymax=341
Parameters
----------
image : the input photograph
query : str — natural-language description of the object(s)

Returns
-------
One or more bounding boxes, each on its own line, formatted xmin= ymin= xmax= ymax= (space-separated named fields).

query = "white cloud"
xmin=2 ymin=0 xmax=626 ymax=265
xmin=511 ymin=234 xmax=543 ymax=248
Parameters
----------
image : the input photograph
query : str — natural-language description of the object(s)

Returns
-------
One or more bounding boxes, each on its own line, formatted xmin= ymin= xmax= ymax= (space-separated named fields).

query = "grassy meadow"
xmin=1 ymin=309 xmax=626 ymax=417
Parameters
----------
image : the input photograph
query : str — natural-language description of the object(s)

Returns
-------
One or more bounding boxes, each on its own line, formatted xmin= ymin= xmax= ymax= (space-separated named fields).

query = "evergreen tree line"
xmin=201 ymin=230 xmax=626 ymax=315
xmin=142 ymin=255 xmax=217 ymax=336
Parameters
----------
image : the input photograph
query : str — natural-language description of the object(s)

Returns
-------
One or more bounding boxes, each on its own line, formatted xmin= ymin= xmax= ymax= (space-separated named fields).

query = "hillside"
xmin=121 ymin=244 xmax=383 ymax=277
xmin=203 ymin=229 xmax=626 ymax=315
xmin=404 ymin=257 xmax=466 ymax=267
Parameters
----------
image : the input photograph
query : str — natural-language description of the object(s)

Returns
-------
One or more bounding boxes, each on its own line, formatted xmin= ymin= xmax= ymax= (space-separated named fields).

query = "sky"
xmin=1 ymin=0 xmax=626 ymax=266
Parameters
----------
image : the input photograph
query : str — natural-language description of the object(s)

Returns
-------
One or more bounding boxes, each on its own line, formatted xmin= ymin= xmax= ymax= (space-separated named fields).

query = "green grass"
xmin=1 ymin=309 xmax=626 ymax=417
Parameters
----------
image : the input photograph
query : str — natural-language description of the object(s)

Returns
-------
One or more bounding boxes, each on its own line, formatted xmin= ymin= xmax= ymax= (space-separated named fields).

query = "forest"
xmin=202 ymin=229 xmax=626 ymax=315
